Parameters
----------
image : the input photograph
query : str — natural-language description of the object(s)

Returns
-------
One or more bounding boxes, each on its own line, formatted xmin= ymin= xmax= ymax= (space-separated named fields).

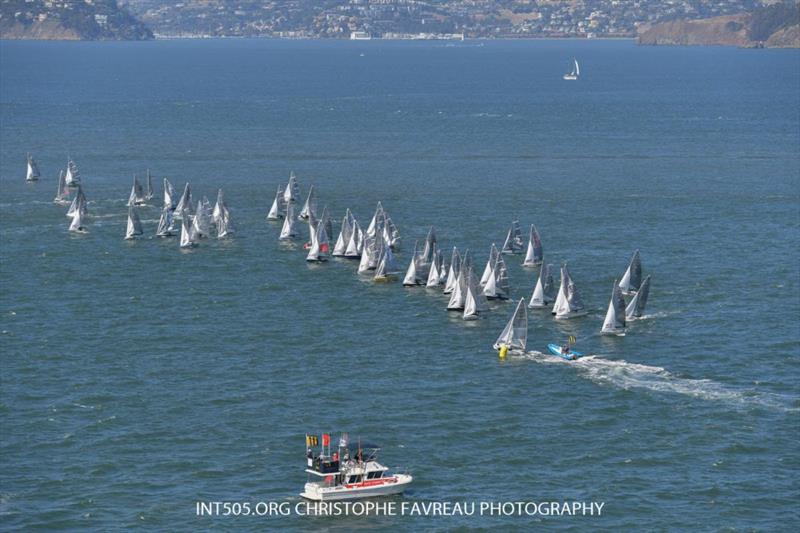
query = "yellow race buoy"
xmin=498 ymin=344 xmax=508 ymax=359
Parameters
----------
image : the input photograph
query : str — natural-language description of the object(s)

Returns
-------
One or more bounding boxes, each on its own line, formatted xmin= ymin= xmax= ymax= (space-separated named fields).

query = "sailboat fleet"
xmin=25 ymin=154 xmax=653 ymax=352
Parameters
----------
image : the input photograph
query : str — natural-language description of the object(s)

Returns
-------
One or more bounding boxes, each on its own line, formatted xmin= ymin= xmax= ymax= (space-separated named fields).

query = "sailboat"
xmin=332 ymin=209 xmax=352 ymax=257
xmin=64 ymin=158 xmax=81 ymax=187
xmin=191 ymin=199 xmax=212 ymax=239
xmin=529 ymin=263 xmax=556 ymax=309
xmin=402 ymin=241 xmax=423 ymax=286
xmin=563 ymin=59 xmax=580 ymax=81
xmin=26 ymin=154 xmax=40 ymax=182
xmin=279 ymin=203 xmax=298 ymax=240
xmin=345 ymin=219 xmax=363 ymax=258
xmin=426 ymin=245 xmax=444 ymax=288
xmin=480 ymin=244 xmax=499 ymax=287
xmin=145 ymin=169 xmax=155 ymax=200
xmin=66 ymin=185 xmax=87 ymax=218
xmin=625 ymin=275 xmax=651 ymax=320
xmin=127 ymin=175 xmax=146 ymax=206
xmin=174 ymin=183 xmax=193 ymax=218
xmin=443 ymin=247 xmax=462 ymax=294
xmin=283 ymin=172 xmax=299 ymax=204
xmin=373 ymin=241 xmax=399 ymax=282
xmin=601 ymin=281 xmax=627 ymax=335
xmin=163 ymin=178 xmax=177 ymax=211
xmin=421 ymin=226 xmax=437 ymax=265
xmin=179 ymin=212 xmax=196 ymax=248
xmin=212 ymin=189 xmax=228 ymax=225
xmin=267 ymin=185 xmax=286 ymax=220
xmin=493 ymin=298 xmax=528 ymax=352
xmin=216 ymin=207 xmax=233 ymax=238
xmin=155 ymin=206 xmax=175 ymax=237
xmin=124 ymin=206 xmax=144 ymax=240
xmin=306 ymin=217 xmax=330 ymax=262
xmin=68 ymin=209 xmax=87 ymax=233
xmin=483 ymin=252 xmax=510 ymax=300
xmin=299 ymin=186 xmax=317 ymax=221
xmin=446 ymin=262 xmax=469 ymax=311
xmin=500 ymin=219 xmax=524 ymax=255
xmin=358 ymin=233 xmax=382 ymax=273
xmin=463 ymin=267 xmax=489 ymax=320
xmin=522 ymin=225 xmax=543 ymax=267
xmin=54 ymin=170 xmax=71 ymax=205
xmin=552 ymin=264 xmax=588 ymax=319
xmin=618 ymin=250 xmax=642 ymax=296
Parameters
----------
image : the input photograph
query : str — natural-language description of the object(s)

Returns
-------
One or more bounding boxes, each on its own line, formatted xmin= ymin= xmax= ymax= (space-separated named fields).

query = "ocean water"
xmin=0 ymin=39 xmax=798 ymax=531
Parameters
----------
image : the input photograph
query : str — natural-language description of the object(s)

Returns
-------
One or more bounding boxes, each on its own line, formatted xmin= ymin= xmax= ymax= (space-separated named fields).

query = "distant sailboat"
xmin=625 ymin=275 xmax=651 ymax=320
xmin=283 ymin=172 xmax=299 ymax=204
xmin=179 ymin=212 xmax=195 ymax=248
xmin=402 ymin=241 xmax=423 ymax=286
xmin=191 ymin=199 xmax=212 ymax=239
xmin=279 ymin=203 xmax=298 ymax=240
xmin=155 ymin=206 xmax=175 ymax=237
xmin=426 ymin=245 xmax=444 ymax=288
xmin=358 ymin=233 xmax=381 ymax=273
xmin=124 ymin=206 xmax=144 ymax=240
xmin=373 ymin=241 xmax=399 ymax=282
xmin=443 ymin=247 xmax=462 ymax=294
xmin=145 ymin=169 xmax=155 ymax=200
xmin=163 ymin=178 xmax=177 ymax=211
xmin=563 ymin=59 xmax=580 ymax=81
xmin=66 ymin=185 xmax=87 ymax=218
xmin=483 ymin=252 xmax=510 ymax=300
xmin=213 ymin=191 xmax=233 ymax=238
xmin=54 ymin=170 xmax=70 ymax=205
xmin=267 ymin=185 xmax=286 ymax=220
xmin=480 ymin=244 xmax=499 ymax=287
xmin=463 ymin=267 xmax=489 ymax=320
xmin=421 ymin=226 xmax=437 ymax=265
xmin=299 ymin=185 xmax=317 ymax=221
xmin=446 ymin=260 xmax=469 ymax=311
xmin=601 ymin=281 xmax=626 ymax=335
xmin=522 ymin=225 xmax=543 ymax=267
xmin=174 ymin=183 xmax=193 ymax=218
xmin=68 ymin=209 xmax=87 ymax=233
xmin=493 ymin=298 xmax=528 ymax=352
xmin=64 ymin=158 xmax=81 ymax=188
xmin=619 ymin=250 xmax=642 ymax=296
xmin=345 ymin=219 xmax=363 ymax=258
xmin=529 ymin=263 xmax=556 ymax=309
xmin=332 ymin=209 xmax=353 ymax=256
xmin=127 ymin=175 xmax=146 ymax=206
xmin=306 ymin=217 xmax=330 ymax=262
xmin=552 ymin=264 xmax=588 ymax=319
xmin=26 ymin=154 xmax=40 ymax=182
xmin=500 ymin=219 xmax=524 ymax=255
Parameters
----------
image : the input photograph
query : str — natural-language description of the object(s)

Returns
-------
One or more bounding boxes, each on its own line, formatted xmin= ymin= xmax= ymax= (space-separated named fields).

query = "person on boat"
xmin=332 ymin=452 xmax=339 ymax=463
xmin=561 ymin=344 xmax=570 ymax=355
xmin=307 ymin=448 xmax=313 ymax=467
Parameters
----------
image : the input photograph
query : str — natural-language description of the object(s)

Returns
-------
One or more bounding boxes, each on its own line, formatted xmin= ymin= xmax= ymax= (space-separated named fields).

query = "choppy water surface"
xmin=1 ymin=39 xmax=798 ymax=531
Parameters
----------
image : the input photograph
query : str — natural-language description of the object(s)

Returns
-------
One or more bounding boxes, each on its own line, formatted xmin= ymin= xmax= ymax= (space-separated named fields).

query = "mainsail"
xmin=493 ymin=298 xmax=528 ymax=351
xmin=553 ymin=264 xmax=587 ymax=319
xmin=332 ymin=209 xmax=353 ymax=256
xmin=26 ymin=154 xmax=40 ymax=182
xmin=601 ymin=281 xmax=627 ymax=335
xmin=443 ymin=247 xmax=461 ymax=294
xmin=179 ymin=212 xmax=195 ymax=248
xmin=299 ymin=185 xmax=317 ymax=221
xmin=421 ymin=226 xmax=437 ymax=264
xmin=373 ymin=241 xmax=398 ymax=281
xmin=127 ymin=175 xmax=146 ymax=206
xmin=64 ymin=159 xmax=80 ymax=187
xmin=66 ymin=185 xmax=87 ymax=218
xmin=191 ymin=199 xmax=212 ymax=238
xmin=501 ymin=219 xmax=524 ymax=254
xmin=156 ymin=207 xmax=175 ymax=237
xmin=306 ymin=217 xmax=330 ymax=262
xmin=54 ymin=170 xmax=70 ymax=204
xmin=125 ymin=205 xmax=144 ymax=240
xmin=483 ymin=252 xmax=510 ymax=300
xmin=480 ymin=244 xmax=499 ymax=287
xmin=68 ymin=209 xmax=86 ymax=233
xmin=522 ymin=225 xmax=543 ymax=266
xmin=345 ymin=219 xmax=363 ymax=258
xmin=426 ymin=245 xmax=443 ymax=288
xmin=267 ymin=185 xmax=286 ymax=220
xmin=619 ymin=250 xmax=642 ymax=295
xmin=283 ymin=172 xmax=299 ymax=204
xmin=529 ymin=263 xmax=556 ymax=308
xmin=212 ymin=189 xmax=227 ymax=224
xmin=625 ymin=275 xmax=651 ymax=320
xmin=402 ymin=241 xmax=421 ymax=286
xmin=163 ymin=178 xmax=177 ymax=211
xmin=446 ymin=263 xmax=468 ymax=310
xmin=174 ymin=183 xmax=193 ymax=218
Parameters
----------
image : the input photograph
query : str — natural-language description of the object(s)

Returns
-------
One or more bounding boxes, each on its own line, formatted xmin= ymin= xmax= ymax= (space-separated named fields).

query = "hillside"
xmin=638 ymin=1 xmax=800 ymax=48
xmin=0 ymin=0 xmax=152 ymax=40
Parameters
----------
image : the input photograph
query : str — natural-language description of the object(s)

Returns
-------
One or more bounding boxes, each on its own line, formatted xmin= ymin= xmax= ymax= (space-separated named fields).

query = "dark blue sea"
xmin=1 ymin=38 xmax=798 ymax=531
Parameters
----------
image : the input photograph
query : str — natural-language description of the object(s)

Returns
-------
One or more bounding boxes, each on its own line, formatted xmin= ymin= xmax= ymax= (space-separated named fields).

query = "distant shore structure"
xmin=350 ymin=31 xmax=371 ymax=40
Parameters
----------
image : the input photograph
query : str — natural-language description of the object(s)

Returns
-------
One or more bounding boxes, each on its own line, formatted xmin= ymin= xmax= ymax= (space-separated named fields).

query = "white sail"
xmin=332 ymin=209 xmax=351 ymax=256
xmin=553 ymin=264 xmax=587 ymax=319
xmin=625 ymin=275 xmax=651 ymax=320
xmin=443 ymin=247 xmax=461 ymax=294
xmin=463 ymin=267 xmax=489 ymax=320
xmin=493 ymin=298 xmax=528 ymax=351
xmin=127 ymin=175 xmax=146 ymax=206
xmin=382 ymin=210 xmax=400 ymax=249
xmin=484 ymin=253 xmax=510 ymax=299
xmin=366 ymin=202 xmax=383 ymax=239
xmin=68 ymin=210 xmax=86 ymax=233
xmin=163 ymin=178 xmax=177 ymax=211
xmin=402 ymin=241 xmax=420 ymax=286
xmin=156 ymin=207 xmax=175 ymax=237
xmin=601 ymin=281 xmax=627 ymax=335
xmin=563 ymin=58 xmax=580 ymax=80
xmin=345 ymin=219 xmax=363 ymax=257
xmin=529 ymin=264 xmax=555 ymax=308
xmin=422 ymin=226 xmax=436 ymax=264
xmin=54 ymin=170 xmax=70 ymax=204
xmin=191 ymin=199 xmax=212 ymax=239
xmin=283 ymin=172 xmax=299 ymax=204
xmin=306 ymin=217 xmax=329 ymax=262
xmin=523 ymin=225 xmax=543 ymax=266
xmin=279 ymin=203 xmax=297 ymax=240
xmin=373 ymin=242 xmax=398 ymax=281
xmin=500 ymin=220 xmax=523 ymax=254
xmin=358 ymin=232 xmax=382 ymax=273
xmin=267 ymin=185 xmax=285 ymax=220
xmin=575 ymin=59 xmax=580 ymax=76
xmin=446 ymin=267 xmax=468 ymax=310
xmin=619 ymin=250 xmax=642 ymax=295
xmin=66 ymin=186 xmax=87 ymax=218
xmin=26 ymin=154 xmax=40 ymax=182
xmin=179 ymin=213 xmax=195 ymax=248
xmin=212 ymin=189 xmax=226 ymax=224
xmin=145 ymin=170 xmax=154 ymax=200
xmin=125 ymin=205 xmax=143 ymax=240
xmin=298 ymin=185 xmax=317 ymax=220
xmin=426 ymin=245 xmax=442 ymax=288
xmin=480 ymin=244 xmax=499 ymax=287
xmin=174 ymin=183 xmax=193 ymax=218
xmin=64 ymin=159 xmax=80 ymax=187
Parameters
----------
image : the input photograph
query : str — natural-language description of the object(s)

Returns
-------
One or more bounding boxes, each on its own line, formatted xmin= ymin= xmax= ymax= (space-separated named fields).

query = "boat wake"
xmin=517 ymin=352 xmax=797 ymax=411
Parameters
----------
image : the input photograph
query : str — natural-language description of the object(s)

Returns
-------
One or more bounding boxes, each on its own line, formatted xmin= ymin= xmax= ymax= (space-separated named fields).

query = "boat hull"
xmin=553 ymin=310 xmax=588 ymax=319
xmin=301 ymin=474 xmax=412 ymax=501
xmin=547 ymin=343 xmax=583 ymax=360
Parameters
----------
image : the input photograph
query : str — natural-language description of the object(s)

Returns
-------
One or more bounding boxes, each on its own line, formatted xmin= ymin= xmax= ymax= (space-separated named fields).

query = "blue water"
xmin=1 ymin=39 xmax=798 ymax=530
